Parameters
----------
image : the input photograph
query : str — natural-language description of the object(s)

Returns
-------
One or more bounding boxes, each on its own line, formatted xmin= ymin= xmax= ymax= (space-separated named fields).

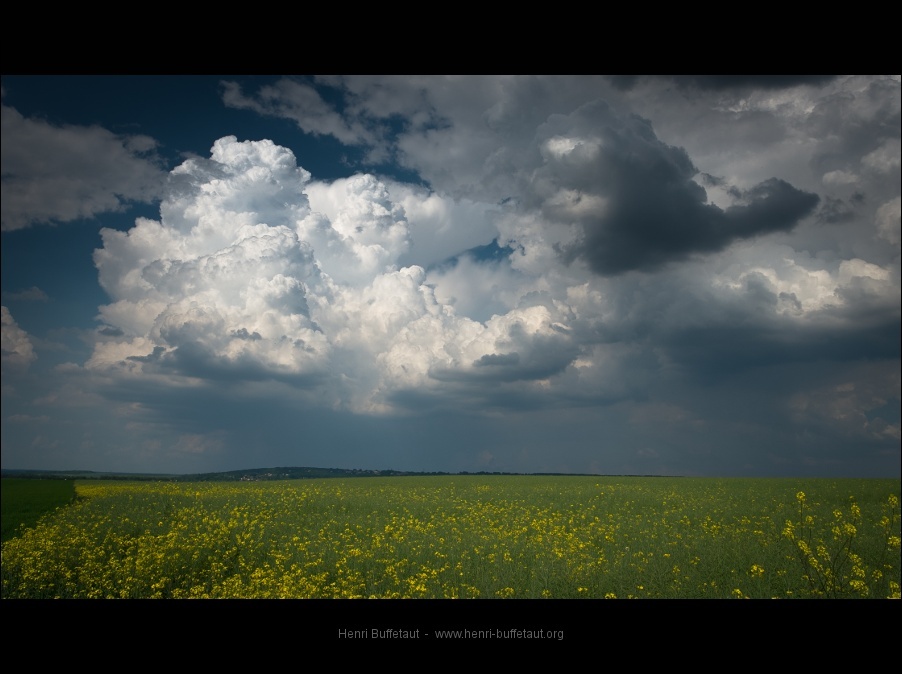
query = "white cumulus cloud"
xmin=89 ymin=136 xmax=595 ymax=415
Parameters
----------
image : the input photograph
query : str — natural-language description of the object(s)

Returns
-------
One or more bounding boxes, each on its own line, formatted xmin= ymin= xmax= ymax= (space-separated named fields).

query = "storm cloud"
xmin=527 ymin=101 xmax=820 ymax=275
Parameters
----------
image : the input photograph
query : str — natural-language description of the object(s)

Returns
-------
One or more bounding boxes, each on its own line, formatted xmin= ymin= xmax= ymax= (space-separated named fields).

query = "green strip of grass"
xmin=1 ymin=478 xmax=76 ymax=543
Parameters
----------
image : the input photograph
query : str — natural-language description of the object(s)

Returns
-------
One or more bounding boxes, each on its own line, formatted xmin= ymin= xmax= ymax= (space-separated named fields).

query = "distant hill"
xmin=1 ymin=468 xmax=179 ymax=481
xmin=175 ymin=466 xmax=460 ymax=481
xmin=1 ymin=466 xmax=577 ymax=482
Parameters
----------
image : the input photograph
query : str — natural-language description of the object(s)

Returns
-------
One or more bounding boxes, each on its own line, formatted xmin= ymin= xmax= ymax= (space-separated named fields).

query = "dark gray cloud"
xmin=126 ymin=345 xmax=166 ymax=363
xmin=533 ymin=102 xmax=819 ymax=275
xmin=669 ymin=75 xmax=839 ymax=91
xmin=160 ymin=340 xmax=328 ymax=387
xmin=0 ymin=102 xmax=166 ymax=231
xmin=430 ymin=347 xmax=574 ymax=384
xmin=816 ymin=195 xmax=858 ymax=224
xmin=663 ymin=320 xmax=900 ymax=385
xmin=475 ymin=352 xmax=520 ymax=367
xmin=610 ymin=75 xmax=838 ymax=92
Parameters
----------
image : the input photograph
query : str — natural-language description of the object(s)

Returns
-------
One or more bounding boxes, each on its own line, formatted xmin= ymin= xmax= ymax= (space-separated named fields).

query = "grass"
xmin=1 ymin=478 xmax=76 ymax=543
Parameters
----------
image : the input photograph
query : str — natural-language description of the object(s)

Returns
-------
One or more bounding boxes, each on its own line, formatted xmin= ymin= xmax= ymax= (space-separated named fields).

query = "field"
xmin=1 ymin=476 xmax=899 ymax=599
xmin=1 ymin=478 xmax=76 ymax=544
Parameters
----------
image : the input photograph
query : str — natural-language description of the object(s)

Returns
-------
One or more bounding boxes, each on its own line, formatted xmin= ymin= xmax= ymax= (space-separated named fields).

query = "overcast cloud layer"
xmin=1 ymin=75 xmax=899 ymax=476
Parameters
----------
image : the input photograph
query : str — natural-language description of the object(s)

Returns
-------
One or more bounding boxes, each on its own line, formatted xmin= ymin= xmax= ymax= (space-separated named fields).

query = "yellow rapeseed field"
xmin=2 ymin=476 xmax=899 ymax=599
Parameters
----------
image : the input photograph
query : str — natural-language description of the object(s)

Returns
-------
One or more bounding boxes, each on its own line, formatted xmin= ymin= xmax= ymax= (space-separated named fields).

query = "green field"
xmin=1 ymin=478 xmax=76 ymax=544
xmin=1 ymin=476 xmax=898 ymax=599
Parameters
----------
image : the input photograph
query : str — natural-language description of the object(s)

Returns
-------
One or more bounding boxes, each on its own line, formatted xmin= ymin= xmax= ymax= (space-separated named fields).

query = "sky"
xmin=1 ymin=75 xmax=899 ymax=477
